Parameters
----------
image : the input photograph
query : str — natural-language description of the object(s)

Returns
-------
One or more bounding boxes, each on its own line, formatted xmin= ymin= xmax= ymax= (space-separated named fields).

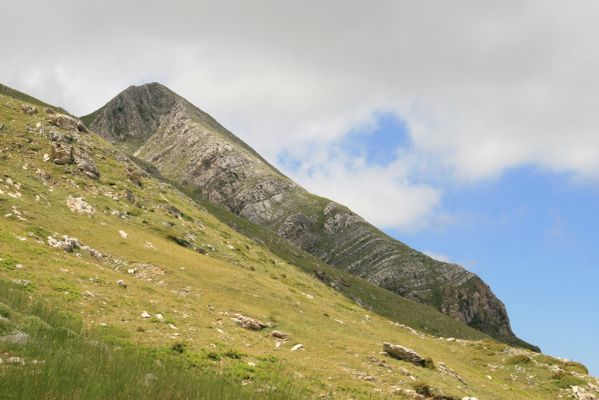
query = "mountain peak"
xmin=83 ymin=83 xmax=537 ymax=350
xmin=81 ymin=82 xmax=184 ymax=144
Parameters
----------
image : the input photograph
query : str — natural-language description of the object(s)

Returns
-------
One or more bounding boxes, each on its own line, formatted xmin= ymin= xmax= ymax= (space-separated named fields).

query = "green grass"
xmin=0 ymin=282 xmax=304 ymax=400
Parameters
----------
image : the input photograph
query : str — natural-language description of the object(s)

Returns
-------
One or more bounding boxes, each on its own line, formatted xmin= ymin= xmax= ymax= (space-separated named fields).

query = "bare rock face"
xmin=84 ymin=83 xmax=534 ymax=349
xmin=73 ymin=147 xmax=99 ymax=179
xmin=48 ymin=125 xmax=99 ymax=179
xmin=50 ymin=142 xmax=73 ymax=165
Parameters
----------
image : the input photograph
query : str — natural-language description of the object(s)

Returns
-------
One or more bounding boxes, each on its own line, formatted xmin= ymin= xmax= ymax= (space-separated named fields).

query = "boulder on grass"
xmin=383 ymin=342 xmax=426 ymax=367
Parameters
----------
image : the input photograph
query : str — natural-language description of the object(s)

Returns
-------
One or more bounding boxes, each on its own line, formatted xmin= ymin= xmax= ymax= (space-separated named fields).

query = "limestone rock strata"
xmin=83 ymin=83 xmax=531 ymax=347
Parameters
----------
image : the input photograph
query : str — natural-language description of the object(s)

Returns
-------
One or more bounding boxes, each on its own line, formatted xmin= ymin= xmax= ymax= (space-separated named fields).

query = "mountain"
xmin=83 ymin=83 xmax=531 ymax=349
xmin=1 ymin=83 xmax=596 ymax=399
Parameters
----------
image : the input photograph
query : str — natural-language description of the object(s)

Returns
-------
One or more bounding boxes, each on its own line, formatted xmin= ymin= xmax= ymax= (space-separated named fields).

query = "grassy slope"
xmin=1 ymin=92 xmax=598 ymax=399
xmin=0 ymin=282 xmax=301 ymax=400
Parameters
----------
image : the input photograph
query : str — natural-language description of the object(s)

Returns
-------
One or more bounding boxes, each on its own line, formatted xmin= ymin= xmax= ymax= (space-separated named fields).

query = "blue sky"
xmin=278 ymin=112 xmax=599 ymax=375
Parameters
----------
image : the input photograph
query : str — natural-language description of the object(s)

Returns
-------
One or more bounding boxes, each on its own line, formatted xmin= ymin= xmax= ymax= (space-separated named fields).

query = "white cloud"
xmin=288 ymin=153 xmax=441 ymax=230
xmin=422 ymin=251 xmax=452 ymax=264
xmin=3 ymin=0 xmax=599 ymax=228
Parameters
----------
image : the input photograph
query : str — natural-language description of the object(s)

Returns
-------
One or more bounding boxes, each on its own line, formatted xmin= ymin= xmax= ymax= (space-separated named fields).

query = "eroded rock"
xmin=271 ymin=330 xmax=289 ymax=339
xmin=73 ymin=147 xmax=99 ymax=179
xmin=232 ymin=314 xmax=269 ymax=331
xmin=66 ymin=196 xmax=95 ymax=214
xmin=21 ymin=104 xmax=37 ymax=115
xmin=50 ymin=142 xmax=73 ymax=165
xmin=383 ymin=342 xmax=426 ymax=367
xmin=47 ymin=113 xmax=87 ymax=132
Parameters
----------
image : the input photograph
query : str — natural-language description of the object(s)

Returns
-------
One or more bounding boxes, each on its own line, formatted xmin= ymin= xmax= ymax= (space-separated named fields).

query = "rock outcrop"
xmin=383 ymin=342 xmax=426 ymax=367
xmin=83 ymin=83 xmax=534 ymax=348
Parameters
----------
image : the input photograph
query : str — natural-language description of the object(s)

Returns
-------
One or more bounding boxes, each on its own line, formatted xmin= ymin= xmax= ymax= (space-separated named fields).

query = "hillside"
xmin=1 ymin=85 xmax=597 ymax=399
xmin=83 ymin=83 xmax=529 ymax=349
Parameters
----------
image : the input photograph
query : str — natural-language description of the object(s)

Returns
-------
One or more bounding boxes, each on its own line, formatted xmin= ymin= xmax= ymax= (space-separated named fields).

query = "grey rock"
xmin=232 ymin=314 xmax=269 ymax=331
xmin=47 ymin=113 xmax=87 ymax=132
xmin=50 ymin=142 xmax=73 ymax=165
xmin=20 ymin=104 xmax=37 ymax=115
xmin=66 ymin=196 xmax=95 ymax=214
xmin=271 ymin=330 xmax=289 ymax=339
xmin=73 ymin=147 xmax=99 ymax=179
xmin=0 ymin=330 xmax=29 ymax=345
xmin=383 ymin=342 xmax=425 ymax=367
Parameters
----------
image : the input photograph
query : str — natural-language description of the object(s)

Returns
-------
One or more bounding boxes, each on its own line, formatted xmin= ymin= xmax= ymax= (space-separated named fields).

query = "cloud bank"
xmin=2 ymin=0 xmax=599 ymax=229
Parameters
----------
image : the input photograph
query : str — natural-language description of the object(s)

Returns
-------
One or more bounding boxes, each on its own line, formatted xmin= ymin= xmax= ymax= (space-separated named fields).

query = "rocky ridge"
xmin=83 ymin=83 xmax=533 ymax=349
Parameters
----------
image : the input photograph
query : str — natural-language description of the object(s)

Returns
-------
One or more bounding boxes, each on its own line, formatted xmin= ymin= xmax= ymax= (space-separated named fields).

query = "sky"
xmin=1 ymin=0 xmax=598 ymax=374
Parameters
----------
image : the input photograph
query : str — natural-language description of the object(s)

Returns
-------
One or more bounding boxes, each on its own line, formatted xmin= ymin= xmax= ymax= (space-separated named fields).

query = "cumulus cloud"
xmin=2 ymin=0 xmax=599 ymax=228
xmin=287 ymin=153 xmax=441 ymax=230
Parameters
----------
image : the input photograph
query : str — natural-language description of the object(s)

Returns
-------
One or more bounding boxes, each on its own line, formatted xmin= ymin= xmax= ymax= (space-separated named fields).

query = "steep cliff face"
xmin=83 ymin=83 xmax=533 ymax=348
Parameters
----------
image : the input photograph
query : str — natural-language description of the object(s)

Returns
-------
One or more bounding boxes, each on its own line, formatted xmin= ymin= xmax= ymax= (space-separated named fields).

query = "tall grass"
xmin=0 ymin=282 xmax=303 ymax=400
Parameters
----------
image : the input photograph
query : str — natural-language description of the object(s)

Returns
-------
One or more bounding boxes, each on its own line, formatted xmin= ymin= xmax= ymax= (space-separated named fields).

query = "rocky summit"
xmin=83 ymin=83 xmax=533 ymax=349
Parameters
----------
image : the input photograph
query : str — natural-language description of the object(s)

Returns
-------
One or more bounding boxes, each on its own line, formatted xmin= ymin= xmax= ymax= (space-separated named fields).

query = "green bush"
xmin=413 ymin=381 xmax=433 ymax=396
xmin=0 ymin=302 xmax=12 ymax=318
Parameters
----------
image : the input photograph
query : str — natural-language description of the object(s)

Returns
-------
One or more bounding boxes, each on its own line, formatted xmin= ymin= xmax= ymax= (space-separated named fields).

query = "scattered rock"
xmin=438 ymin=362 xmax=467 ymax=385
xmin=291 ymin=344 xmax=304 ymax=352
xmin=271 ymin=330 xmax=289 ymax=339
xmin=6 ymin=356 xmax=25 ymax=365
xmin=232 ymin=314 xmax=269 ymax=331
xmin=572 ymin=386 xmax=597 ymax=400
xmin=50 ymin=142 xmax=73 ymax=165
xmin=155 ymin=313 xmax=165 ymax=322
xmin=0 ymin=331 xmax=29 ymax=345
xmin=81 ymin=245 xmax=103 ymax=260
xmin=140 ymin=311 xmax=151 ymax=319
xmin=47 ymin=113 xmax=87 ymax=132
xmin=66 ymin=196 xmax=95 ymax=214
xmin=125 ymin=165 xmax=144 ymax=187
xmin=73 ymin=147 xmax=99 ymax=179
xmin=127 ymin=268 xmax=136 ymax=274
xmin=383 ymin=342 xmax=426 ymax=367
xmin=167 ymin=206 xmax=183 ymax=219
xmin=117 ymin=279 xmax=127 ymax=288
xmin=118 ymin=230 xmax=128 ymax=239
xmin=21 ymin=104 xmax=37 ymax=115
xmin=124 ymin=189 xmax=135 ymax=203
xmin=11 ymin=279 xmax=31 ymax=287
xmin=47 ymin=235 xmax=81 ymax=252
xmin=355 ymin=371 xmax=376 ymax=381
